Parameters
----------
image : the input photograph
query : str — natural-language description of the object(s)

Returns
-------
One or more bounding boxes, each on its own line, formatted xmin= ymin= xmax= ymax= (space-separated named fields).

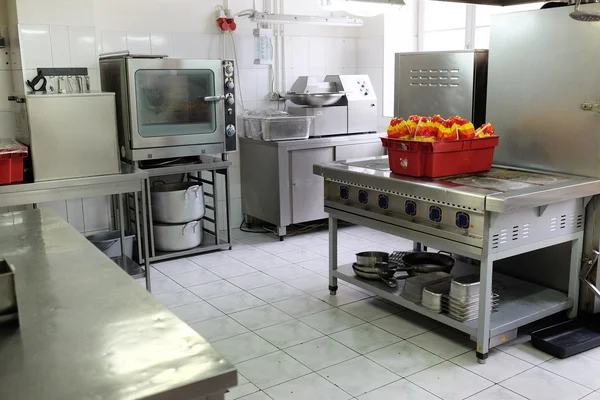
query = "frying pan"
xmin=401 ymin=251 xmax=455 ymax=274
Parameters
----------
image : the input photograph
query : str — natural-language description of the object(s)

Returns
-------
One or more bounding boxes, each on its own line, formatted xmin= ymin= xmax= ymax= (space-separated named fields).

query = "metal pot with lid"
xmin=154 ymin=220 xmax=203 ymax=252
xmin=151 ymin=181 xmax=205 ymax=224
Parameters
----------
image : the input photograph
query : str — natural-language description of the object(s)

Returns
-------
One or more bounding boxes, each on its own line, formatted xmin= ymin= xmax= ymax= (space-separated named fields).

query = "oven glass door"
xmin=135 ymin=69 xmax=217 ymax=137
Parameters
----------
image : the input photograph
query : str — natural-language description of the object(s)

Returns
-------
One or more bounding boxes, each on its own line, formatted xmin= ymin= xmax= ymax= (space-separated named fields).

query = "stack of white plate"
xmin=443 ymin=274 xmax=499 ymax=322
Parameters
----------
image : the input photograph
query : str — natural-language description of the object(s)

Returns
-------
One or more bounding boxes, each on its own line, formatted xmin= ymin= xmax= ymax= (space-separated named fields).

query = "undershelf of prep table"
xmin=149 ymin=233 xmax=231 ymax=263
xmin=333 ymin=263 xmax=573 ymax=338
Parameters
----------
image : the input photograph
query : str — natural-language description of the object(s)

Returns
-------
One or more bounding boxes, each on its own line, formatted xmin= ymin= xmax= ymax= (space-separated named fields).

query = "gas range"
xmin=314 ymin=157 xmax=600 ymax=256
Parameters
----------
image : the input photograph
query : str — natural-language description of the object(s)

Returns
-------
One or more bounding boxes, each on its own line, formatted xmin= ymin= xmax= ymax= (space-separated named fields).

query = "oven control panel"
xmin=223 ymin=60 xmax=236 ymax=152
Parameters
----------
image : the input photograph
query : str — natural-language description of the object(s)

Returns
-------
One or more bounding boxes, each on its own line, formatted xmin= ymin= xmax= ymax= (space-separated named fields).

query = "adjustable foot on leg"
xmin=476 ymin=351 xmax=488 ymax=364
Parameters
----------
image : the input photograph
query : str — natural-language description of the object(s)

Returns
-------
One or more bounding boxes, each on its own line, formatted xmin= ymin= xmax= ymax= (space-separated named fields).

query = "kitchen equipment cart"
xmin=314 ymin=156 xmax=600 ymax=363
xmin=133 ymin=155 xmax=233 ymax=262
xmin=0 ymin=163 xmax=152 ymax=291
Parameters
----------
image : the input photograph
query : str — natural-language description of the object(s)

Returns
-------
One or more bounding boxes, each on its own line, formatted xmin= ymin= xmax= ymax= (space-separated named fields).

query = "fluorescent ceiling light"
xmin=321 ymin=0 xmax=405 ymax=17
xmin=251 ymin=12 xmax=363 ymax=26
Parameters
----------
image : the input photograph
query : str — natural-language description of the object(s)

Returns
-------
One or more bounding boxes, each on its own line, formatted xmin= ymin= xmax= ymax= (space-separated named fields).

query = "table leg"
xmin=476 ymin=255 xmax=493 ymax=364
xmin=118 ymin=193 xmax=126 ymax=258
xmin=568 ymin=233 xmax=584 ymax=318
xmin=223 ymin=169 xmax=232 ymax=249
xmin=277 ymin=225 xmax=286 ymax=241
xmin=213 ymin=170 xmax=219 ymax=246
xmin=329 ymin=216 xmax=338 ymax=295
xmin=134 ymin=192 xmax=142 ymax=265
xmin=141 ymin=184 xmax=152 ymax=292
xmin=145 ymin=178 xmax=155 ymax=258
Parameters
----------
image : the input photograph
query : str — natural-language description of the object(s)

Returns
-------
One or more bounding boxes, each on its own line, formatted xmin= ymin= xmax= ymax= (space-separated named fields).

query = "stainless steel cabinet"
xmin=240 ymin=134 xmax=384 ymax=238
xmin=291 ymin=147 xmax=335 ymax=223
xmin=336 ymin=142 xmax=385 ymax=160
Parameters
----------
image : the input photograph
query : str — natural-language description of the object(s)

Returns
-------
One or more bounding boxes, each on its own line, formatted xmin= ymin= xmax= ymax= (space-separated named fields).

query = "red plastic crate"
xmin=0 ymin=141 xmax=28 ymax=185
xmin=381 ymin=136 xmax=499 ymax=178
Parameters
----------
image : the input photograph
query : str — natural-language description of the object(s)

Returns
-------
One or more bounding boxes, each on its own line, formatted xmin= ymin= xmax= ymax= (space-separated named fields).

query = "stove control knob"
xmin=226 ymin=79 xmax=235 ymax=90
xmin=224 ymin=63 xmax=234 ymax=75
xmin=225 ymin=93 xmax=235 ymax=105
xmin=340 ymin=186 xmax=350 ymax=200
xmin=378 ymin=194 xmax=389 ymax=210
xmin=226 ymin=124 xmax=236 ymax=137
xmin=358 ymin=190 xmax=369 ymax=205
xmin=429 ymin=206 xmax=442 ymax=223
xmin=405 ymin=200 xmax=417 ymax=216
xmin=456 ymin=212 xmax=470 ymax=229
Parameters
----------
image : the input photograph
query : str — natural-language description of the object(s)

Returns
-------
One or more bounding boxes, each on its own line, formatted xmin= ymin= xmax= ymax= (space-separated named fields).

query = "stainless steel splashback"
xmin=394 ymin=50 xmax=488 ymax=127
xmin=487 ymin=6 xmax=600 ymax=177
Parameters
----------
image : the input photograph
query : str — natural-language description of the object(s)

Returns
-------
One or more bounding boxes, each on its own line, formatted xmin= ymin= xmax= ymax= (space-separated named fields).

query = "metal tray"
xmin=450 ymin=274 xmax=480 ymax=299
xmin=404 ymin=273 xmax=452 ymax=303
xmin=444 ymin=303 xmax=499 ymax=317
xmin=443 ymin=294 xmax=499 ymax=310
xmin=422 ymin=281 xmax=451 ymax=311
xmin=444 ymin=301 xmax=499 ymax=316
xmin=447 ymin=311 xmax=498 ymax=322
xmin=447 ymin=293 xmax=500 ymax=307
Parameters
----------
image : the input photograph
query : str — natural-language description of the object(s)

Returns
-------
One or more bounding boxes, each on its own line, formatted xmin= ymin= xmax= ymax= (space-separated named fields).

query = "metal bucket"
xmin=87 ymin=231 xmax=135 ymax=258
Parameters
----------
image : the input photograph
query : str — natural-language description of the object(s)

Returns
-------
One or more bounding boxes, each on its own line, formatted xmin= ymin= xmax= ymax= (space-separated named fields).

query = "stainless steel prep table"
xmin=314 ymin=156 xmax=600 ymax=363
xmin=0 ymin=208 xmax=236 ymax=400
xmin=240 ymin=134 xmax=385 ymax=238
xmin=0 ymin=163 xmax=152 ymax=290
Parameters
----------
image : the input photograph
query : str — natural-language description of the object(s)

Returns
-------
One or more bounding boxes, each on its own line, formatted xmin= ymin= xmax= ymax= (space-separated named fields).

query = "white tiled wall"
xmin=0 ymin=0 xmax=16 ymax=139
xmin=358 ymin=1 xmax=418 ymax=131
xmin=7 ymin=0 xmax=406 ymax=232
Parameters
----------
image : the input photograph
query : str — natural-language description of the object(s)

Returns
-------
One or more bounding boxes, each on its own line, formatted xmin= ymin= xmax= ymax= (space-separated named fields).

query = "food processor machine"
xmin=286 ymin=75 xmax=378 ymax=137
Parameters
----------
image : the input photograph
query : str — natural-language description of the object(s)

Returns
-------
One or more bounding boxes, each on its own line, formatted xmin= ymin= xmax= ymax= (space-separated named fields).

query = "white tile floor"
xmin=140 ymin=225 xmax=600 ymax=400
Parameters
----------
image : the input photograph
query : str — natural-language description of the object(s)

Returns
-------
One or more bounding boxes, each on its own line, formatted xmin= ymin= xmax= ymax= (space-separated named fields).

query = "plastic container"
xmin=87 ymin=231 xmax=135 ymax=259
xmin=0 ymin=139 xmax=28 ymax=185
xmin=531 ymin=319 xmax=600 ymax=359
xmin=243 ymin=109 xmax=313 ymax=141
xmin=380 ymin=136 xmax=499 ymax=178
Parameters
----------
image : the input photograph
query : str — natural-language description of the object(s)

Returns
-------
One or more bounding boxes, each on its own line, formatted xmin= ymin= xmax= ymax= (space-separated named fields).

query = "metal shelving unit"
xmin=334 ymin=263 xmax=573 ymax=338
xmin=0 ymin=163 xmax=152 ymax=291
xmin=132 ymin=156 xmax=233 ymax=263
xmin=327 ymin=211 xmax=582 ymax=363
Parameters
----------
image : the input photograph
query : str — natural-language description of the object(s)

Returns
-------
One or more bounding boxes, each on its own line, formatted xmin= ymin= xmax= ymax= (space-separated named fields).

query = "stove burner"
xmin=449 ymin=177 xmax=536 ymax=192
xmin=445 ymin=169 xmax=573 ymax=192
xmin=343 ymin=159 xmax=390 ymax=171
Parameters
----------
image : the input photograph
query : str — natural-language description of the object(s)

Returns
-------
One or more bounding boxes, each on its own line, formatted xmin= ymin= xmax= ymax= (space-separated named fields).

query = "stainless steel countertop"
xmin=0 ymin=163 xmax=148 ymax=208
xmin=314 ymin=156 xmax=600 ymax=212
xmin=0 ymin=209 xmax=236 ymax=400
xmin=239 ymin=133 xmax=383 ymax=150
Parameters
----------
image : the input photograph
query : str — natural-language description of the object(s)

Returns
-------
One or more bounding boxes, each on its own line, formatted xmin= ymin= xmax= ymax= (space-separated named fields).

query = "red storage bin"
xmin=381 ymin=136 xmax=499 ymax=178
xmin=0 ymin=140 xmax=28 ymax=185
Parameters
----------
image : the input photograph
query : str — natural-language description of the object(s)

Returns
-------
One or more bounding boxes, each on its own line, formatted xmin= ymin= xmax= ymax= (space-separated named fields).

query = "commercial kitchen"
xmin=2 ymin=0 xmax=600 ymax=399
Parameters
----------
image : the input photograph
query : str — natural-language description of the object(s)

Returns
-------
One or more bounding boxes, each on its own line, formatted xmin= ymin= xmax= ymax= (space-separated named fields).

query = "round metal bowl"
xmin=356 ymin=251 xmax=389 ymax=268
xmin=286 ymin=92 xmax=344 ymax=107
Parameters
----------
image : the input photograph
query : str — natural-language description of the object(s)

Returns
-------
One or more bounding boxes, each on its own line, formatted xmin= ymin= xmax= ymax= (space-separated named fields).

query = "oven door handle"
xmin=202 ymin=95 xmax=225 ymax=102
